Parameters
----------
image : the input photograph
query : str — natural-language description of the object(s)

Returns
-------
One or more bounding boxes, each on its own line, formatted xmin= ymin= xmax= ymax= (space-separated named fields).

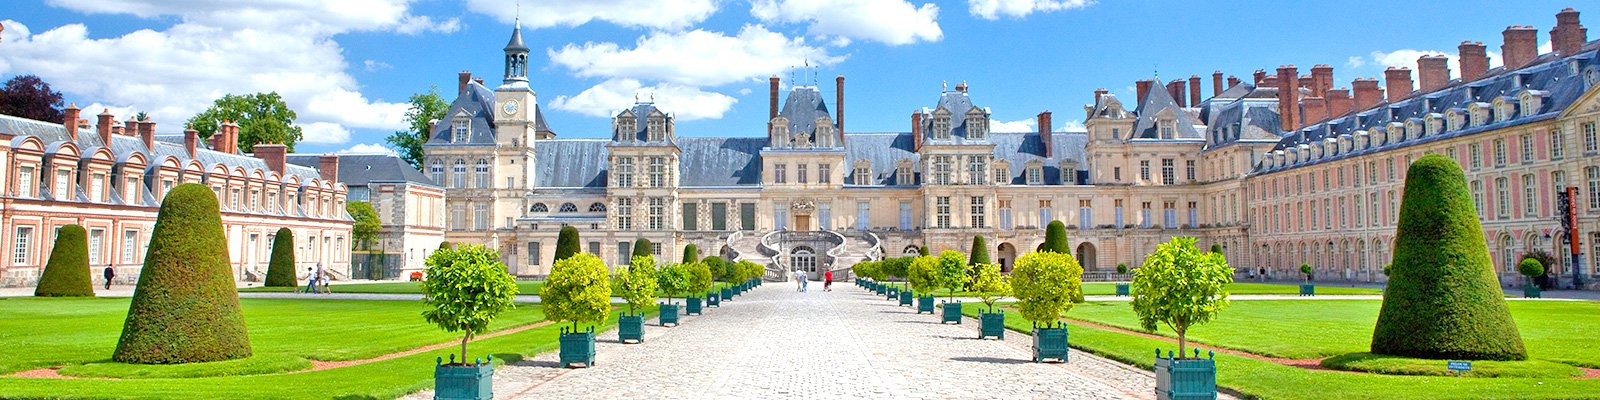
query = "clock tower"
xmin=494 ymin=20 xmax=538 ymax=191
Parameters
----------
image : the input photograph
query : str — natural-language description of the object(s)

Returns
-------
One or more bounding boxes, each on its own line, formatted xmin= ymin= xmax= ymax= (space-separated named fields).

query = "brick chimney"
xmin=835 ymin=75 xmax=845 ymax=135
xmin=254 ymin=143 xmax=287 ymax=174
xmin=1353 ymin=78 xmax=1383 ymax=109
xmin=318 ymin=154 xmax=340 ymax=182
xmin=1166 ymin=80 xmax=1187 ymax=107
xmin=1212 ymin=71 xmax=1224 ymax=97
xmin=1093 ymin=88 xmax=1108 ymax=101
xmin=1227 ymin=75 xmax=1240 ymax=88
xmin=138 ymin=119 xmax=156 ymax=151
xmin=457 ymin=71 xmax=471 ymax=94
xmin=1552 ymin=8 xmax=1587 ymax=56
xmin=1417 ymin=55 xmax=1451 ymax=92
xmin=1458 ymin=41 xmax=1489 ymax=82
xmin=769 ymin=75 xmax=780 ymax=120
xmin=1276 ymin=65 xmax=1300 ymax=132
xmin=63 ymin=103 xmax=80 ymax=140
xmin=94 ymin=109 xmax=112 ymax=143
xmin=184 ymin=127 xmax=199 ymax=158
xmin=1252 ymin=69 xmax=1267 ymax=85
xmin=1261 ymin=74 xmax=1279 ymax=87
xmin=1135 ymin=79 xmax=1154 ymax=105
xmin=1188 ymin=75 xmax=1202 ymax=105
xmin=1297 ymin=75 xmax=1314 ymax=91
xmin=911 ymin=111 xmax=924 ymax=152
xmin=1384 ymin=67 xmax=1413 ymax=102
xmin=1501 ymin=26 xmax=1539 ymax=70
xmin=1311 ymin=65 xmax=1334 ymax=98
xmin=1037 ymin=111 xmax=1053 ymax=157
xmin=1302 ymin=97 xmax=1328 ymax=125
xmin=1327 ymin=88 xmax=1353 ymax=118
xmin=472 ymin=78 xmax=484 ymax=87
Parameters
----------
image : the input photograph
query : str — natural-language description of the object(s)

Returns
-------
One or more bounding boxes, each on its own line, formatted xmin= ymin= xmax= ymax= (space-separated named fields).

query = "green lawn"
xmin=240 ymin=281 xmax=547 ymax=295
xmin=863 ymin=281 xmax=1382 ymax=297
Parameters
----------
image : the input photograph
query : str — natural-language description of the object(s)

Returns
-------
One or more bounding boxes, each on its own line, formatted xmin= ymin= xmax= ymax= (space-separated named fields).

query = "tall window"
xmin=648 ymin=157 xmax=666 ymax=187
xmin=797 ymin=164 xmax=808 ymax=184
xmin=1588 ymin=166 xmax=1600 ymax=210
xmin=1471 ymin=180 xmax=1484 ymax=215
xmin=54 ymin=169 xmax=71 ymax=199
xmin=935 ymin=196 xmax=952 ymax=229
xmin=452 ymin=120 xmax=468 ymax=142
xmin=1079 ymin=199 xmax=1092 ymax=229
xmin=819 ymin=203 xmax=832 ymax=230
xmin=1495 ymin=177 xmax=1510 ymax=217
xmin=648 ymin=198 xmax=665 ymax=230
xmin=17 ymin=166 xmax=34 ymax=198
xmin=1387 ymin=159 xmax=1396 ymax=181
xmin=124 ymin=176 xmax=140 ymax=204
xmin=774 ymin=164 xmax=787 ymax=184
xmin=1141 ymin=201 xmax=1153 ymax=228
xmin=1584 ymin=122 xmax=1598 ymax=153
xmin=969 ymin=196 xmax=986 ymax=228
xmin=450 ymin=204 xmax=465 ymax=230
xmin=1523 ymin=174 xmax=1538 ymax=216
xmin=616 ymin=157 xmax=635 ymax=188
xmin=681 ymin=203 xmax=698 ymax=231
xmin=931 ymin=156 xmax=953 ymax=185
xmin=1552 ymin=128 xmax=1566 ymax=159
xmin=1521 ymin=134 xmax=1535 ymax=163
xmin=617 ymin=198 xmax=633 ymax=230
xmin=89 ymin=173 xmax=105 ymax=202
xmin=1185 ymin=160 xmax=1196 ymax=182
xmin=1040 ymin=199 xmax=1054 ymax=227
xmin=473 ymin=203 xmax=488 ymax=230
xmin=122 ymin=230 xmax=139 ymax=263
xmin=1493 ymin=139 xmax=1507 ymax=167
xmin=451 ymin=160 xmax=466 ymax=189
xmin=14 ymin=226 xmax=34 ymax=265
xmin=819 ymin=164 xmax=831 ymax=184
xmin=1161 ymin=159 xmax=1175 ymax=185
xmin=856 ymin=201 xmax=870 ymax=230
xmin=899 ymin=201 xmax=913 ymax=230
xmin=712 ymin=202 xmax=728 ymax=230
xmin=474 ymin=159 xmax=490 ymax=188
xmin=527 ymin=242 xmax=541 ymax=266
xmin=999 ymin=200 xmax=1013 ymax=230
xmin=429 ymin=161 xmax=443 ymax=184
xmin=1140 ymin=160 xmax=1151 ymax=182
xmin=968 ymin=156 xmax=987 ymax=185
xmin=88 ymin=228 xmax=104 ymax=265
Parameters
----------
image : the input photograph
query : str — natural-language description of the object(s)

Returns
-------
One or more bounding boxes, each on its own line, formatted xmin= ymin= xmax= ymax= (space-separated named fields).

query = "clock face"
xmin=503 ymin=100 xmax=519 ymax=115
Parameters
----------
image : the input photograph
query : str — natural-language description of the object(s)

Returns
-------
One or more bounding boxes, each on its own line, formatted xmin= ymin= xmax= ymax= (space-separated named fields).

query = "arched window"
xmin=1499 ymin=234 xmax=1516 ymax=273
xmin=589 ymin=202 xmax=607 ymax=212
xmin=559 ymin=202 xmax=577 ymax=213
xmin=474 ymin=159 xmax=490 ymax=188
xmin=451 ymin=159 xmax=466 ymax=189
xmin=530 ymin=203 xmax=548 ymax=213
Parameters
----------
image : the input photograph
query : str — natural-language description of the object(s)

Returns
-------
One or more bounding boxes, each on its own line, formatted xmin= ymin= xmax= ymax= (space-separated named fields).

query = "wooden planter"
xmin=618 ymin=313 xmax=645 ymax=343
xmin=898 ymin=290 xmax=913 ymax=306
xmin=434 ymin=355 xmax=493 ymax=400
xmin=917 ymin=296 xmax=935 ymax=314
xmin=1032 ymin=325 xmax=1069 ymax=363
xmin=1115 ymin=283 xmax=1130 ymax=296
xmin=706 ymin=292 xmax=721 ymax=307
xmin=940 ymin=301 xmax=963 ymax=324
xmin=686 ymin=296 xmax=703 ymax=315
xmin=886 ymin=286 xmax=899 ymax=300
xmin=979 ymin=312 xmax=1005 ymax=339
xmin=875 ymin=284 xmax=887 ymax=295
xmin=1299 ymin=284 xmax=1315 ymax=296
xmin=658 ymin=303 xmax=680 ymax=326
xmin=558 ymin=327 xmax=596 ymax=368
xmin=1524 ymin=284 xmax=1542 ymax=298
xmin=1155 ymin=350 xmax=1217 ymax=400
xmin=721 ymin=287 xmax=734 ymax=301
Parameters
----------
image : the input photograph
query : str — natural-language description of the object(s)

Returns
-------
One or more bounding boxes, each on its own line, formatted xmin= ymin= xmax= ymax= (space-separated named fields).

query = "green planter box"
xmin=898 ymin=290 xmax=913 ymax=306
xmin=558 ymin=328 xmax=596 ymax=368
xmin=979 ymin=312 xmax=1005 ymax=340
xmin=686 ymin=296 xmax=703 ymax=315
xmin=917 ymin=296 xmax=935 ymax=314
xmin=659 ymin=303 xmax=680 ymax=326
xmin=706 ymin=293 xmax=721 ymax=307
xmin=1299 ymin=284 xmax=1315 ymax=296
xmin=618 ymin=313 xmax=644 ymax=343
xmin=1115 ymin=283 xmax=1130 ymax=296
xmin=721 ymin=287 xmax=734 ymax=300
xmin=1032 ymin=326 xmax=1069 ymax=363
xmin=1524 ymin=284 xmax=1542 ymax=298
xmin=941 ymin=301 xmax=963 ymax=324
xmin=875 ymin=284 xmax=886 ymax=295
xmin=886 ymin=287 xmax=899 ymax=300
xmin=433 ymin=355 xmax=493 ymax=400
xmin=1155 ymin=350 xmax=1218 ymax=400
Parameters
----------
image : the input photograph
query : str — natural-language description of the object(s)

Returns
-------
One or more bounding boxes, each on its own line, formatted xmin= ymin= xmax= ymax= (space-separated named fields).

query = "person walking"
xmin=102 ymin=265 xmax=115 ymax=290
xmin=800 ymin=270 xmax=809 ymax=293
xmin=1258 ymin=267 xmax=1267 ymax=283
xmin=793 ymin=269 xmax=803 ymax=292
xmin=823 ymin=270 xmax=833 ymax=292
xmin=314 ymin=263 xmax=328 ymax=294
xmin=301 ymin=267 xmax=317 ymax=294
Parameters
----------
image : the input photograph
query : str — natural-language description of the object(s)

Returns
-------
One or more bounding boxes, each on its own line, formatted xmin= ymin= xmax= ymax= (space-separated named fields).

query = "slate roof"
xmin=1130 ymin=83 xmax=1205 ymax=140
xmin=916 ymin=90 xmax=992 ymax=144
xmin=611 ymin=103 xmax=673 ymax=144
xmin=288 ymin=154 xmax=436 ymax=187
xmin=426 ymin=81 xmax=499 ymax=145
xmin=775 ymin=86 xmax=840 ymax=147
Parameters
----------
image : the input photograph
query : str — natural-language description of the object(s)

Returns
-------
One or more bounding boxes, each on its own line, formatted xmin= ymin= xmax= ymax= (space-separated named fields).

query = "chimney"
xmin=1458 ymin=41 xmax=1489 ymax=82
xmin=63 ymin=104 xmax=80 ymax=140
xmin=911 ymin=111 xmax=924 ymax=152
xmin=1037 ymin=111 xmax=1053 ymax=157
xmin=123 ymin=118 xmax=137 ymax=137
xmin=1276 ymin=65 xmax=1300 ymax=132
xmin=1384 ymin=67 xmax=1414 ymax=102
xmin=769 ymin=75 xmax=780 ymax=120
xmin=1212 ymin=71 xmax=1224 ymax=97
xmin=254 ymin=144 xmax=288 ymax=174
xmin=1135 ymin=79 xmax=1154 ymax=104
xmin=1188 ymin=75 xmax=1202 ymax=105
xmin=1297 ymin=75 xmax=1314 ymax=90
xmin=473 ymin=78 xmax=484 ymax=87
xmin=1252 ymin=70 xmax=1267 ymax=85
xmin=318 ymin=154 xmax=340 ymax=182
xmin=1166 ymin=80 xmax=1186 ymax=107
xmin=1227 ymin=75 xmax=1240 ymax=88
xmin=1327 ymin=88 xmax=1353 ymax=118
xmin=1501 ymin=26 xmax=1539 ymax=70
xmin=1353 ymin=78 xmax=1383 ymax=109
xmin=138 ymin=120 xmax=156 ymax=151
xmin=1552 ymin=8 xmax=1587 ymax=56
xmin=228 ymin=122 xmax=241 ymax=153
xmin=458 ymin=71 xmax=471 ymax=94
xmin=1302 ymin=97 xmax=1328 ymax=125
xmin=1261 ymin=74 xmax=1279 ymax=87
xmin=955 ymin=82 xmax=968 ymax=93
xmin=835 ymin=75 xmax=845 ymax=135
xmin=94 ymin=109 xmax=112 ymax=142
xmin=1093 ymin=88 xmax=1108 ymax=101
xmin=184 ymin=127 xmax=199 ymax=158
xmin=1417 ymin=55 xmax=1451 ymax=92
xmin=1311 ymin=64 xmax=1334 ymax=97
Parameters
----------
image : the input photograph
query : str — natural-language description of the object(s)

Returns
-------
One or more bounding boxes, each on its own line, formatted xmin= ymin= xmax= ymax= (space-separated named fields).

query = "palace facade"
xmin=435 ymin=10 xmax=1600 ymax=288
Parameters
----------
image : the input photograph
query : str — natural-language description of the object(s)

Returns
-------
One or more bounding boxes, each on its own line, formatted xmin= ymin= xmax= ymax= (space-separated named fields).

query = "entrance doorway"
xmin=792 ymin=247 xmax=816 ymax=279
xmin=1076 ymin=242 xmax=1097 ymax=271
xmin=794 ymin=215 xmax=811 ymax=231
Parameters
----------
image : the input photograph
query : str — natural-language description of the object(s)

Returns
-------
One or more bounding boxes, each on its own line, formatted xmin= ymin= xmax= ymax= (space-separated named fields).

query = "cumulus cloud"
xmin=1362 ymin=48 xmax=1505 ymax=79
xmin=1060 ymin=119 xmax=1085 ymax=131
xmin=967 ymin=0 xmax=1095 ymax=20
xmin=989 ymin=118 xmax=1035 ymax=133
xmin=751 ymin=0 xmax=942 ymax=46
xmin=394 ymin=15 xmax=461 ymax=35
xmin=466 ymin=0 xmax=717 ymax=30
xmin=1345 ymin=56 xmax=1365 ymax=68
xmin=336 ymin=143 xmax=398 ymax=155
xmin=549 ymin=25 xmax=844 ymax=87
xmin=300 ymin=122 xmax=353 ymax=145
xmin=550 ymin=79 xmax=737 ymax=121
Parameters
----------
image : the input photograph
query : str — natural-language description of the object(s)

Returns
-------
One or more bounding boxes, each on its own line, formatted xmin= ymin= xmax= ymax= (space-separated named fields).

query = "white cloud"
xmin=465 ymin=0 xmax=717 ymax=30
xmin=989 ymin=118 xmax=1034 ymax=133
xmin=1060 ymin=119 xmax=1085 ymax=131
xmin=394 ymin=15 xmax=461 ymax=35
xmin=967 ymin=0 xmax=1095 ymax=20
xmin=363 ymin=60 xmax=392 ymax=71
xmin=549 ymin=25 xmax=844 ymax=87
xmin=751 ymin=0 xmax=942 ymax=46
xmin=1345 ymin=56 xmax=1365 ymax=68
xmin=1363 ymin=48 xmax=1505 ymax=79
xmin=44 ymin=0 xmax=420 ymax=35
xmin=335 ymin=143 xmax=398 ymax=155
xmin=550 ymin=79 xmax=737 ymax=121
xmin=300 ymin=122 xmax=352 ymax=145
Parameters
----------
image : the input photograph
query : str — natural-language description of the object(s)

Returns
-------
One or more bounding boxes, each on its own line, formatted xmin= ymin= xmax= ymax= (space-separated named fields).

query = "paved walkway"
xmin=405 ymin=283 xmax=1222 ymax=400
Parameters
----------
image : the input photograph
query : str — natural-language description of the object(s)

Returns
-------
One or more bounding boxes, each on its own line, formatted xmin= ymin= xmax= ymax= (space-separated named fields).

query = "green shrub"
xmin=1517 ymin=258 xmax=1544 ymax=278
xmin=438 ymin=241 xmax=453 ymax=250
xmin=1300 ymin=263 xmax=1314 ymax=280
xmin=969 ymin=263 xmax=1010 ymax=312
xmin=880 ymin=256 xmax=911 ymax=281
xmin=34 ymin=224 xmax=93 ymax=297
xmin=420 ymin=244 xmax=518 ymax=362
xmin=853 ymin=261 xmax=880 ymax=282
xmin=932 ymin=250 xmax=971 ymax=300
xmin=682 ymin=244 xmax=699 ymax=264
xmin=263 ymin=228 xmax=296 ymax=288
xmin=541 ymin=253 xmax=611 ymax=331
xmin=968 ymin=236 xmax=990 ymax=265
xmin=1210 ymin=244 xmax=1223 ymax=254
xmin=907 ymin=256 xmax=937 ymax=294
xmin=656 ymin=263 xmax=690 ymax=301
xmin=554 ymin=225 xmax=581 ymax=262
xmin=1371 ymin=154 xmax=1526 ymax=361
xmin=918 ymin=245 xmax=930 ymax=256
xmin=685 ymin=261 xmax=713 ymax=296
xmin=1520 ymin=249 xmax=1558 ymax=276
xmin=1131 ymin=236 xmax=1232 ymax=358
xmin=615 ymin=256 xmax=659 ymax=314
xmin=741 ymin=260 xmax=764 ymax=282
xmin=704 ymin=256 xmax=731 ymax=285
xmin=114 ymin=183 xmax=251 ymax=364
xmin=632 ymin=238 xmax=653 ymax=260
xmin=1043 ymin=220 xmax=1070 ymax=254
xmin=1116 ymin=263 xmax=1129 ymax=275
xmin=1010 ymin=251 xmax=1082 ymax=327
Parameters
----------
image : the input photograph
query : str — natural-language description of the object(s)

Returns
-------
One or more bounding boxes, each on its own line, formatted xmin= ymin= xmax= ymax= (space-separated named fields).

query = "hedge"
xmin=34 ymin=224 xmax=94 ymax=297
xmin=264 ymin=228 xmax=296 ymax=288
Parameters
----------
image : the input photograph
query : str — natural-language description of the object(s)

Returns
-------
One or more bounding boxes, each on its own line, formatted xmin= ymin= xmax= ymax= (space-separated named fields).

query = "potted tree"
xmin=1011 ymin=251 xmax=1082 ymax=362
xmin=852 ymin=261 xmax=874 ymax=291
xmin=1131 ymin=237 xmax=1231 ymax=400
xmin=614 ymin=256 xmax=657 ymax=343
xmin=933 ymin=250 xmax=973 ymax=324
xmin=684 ymin=261 xmax=713 ymax=315
xmin=908 ymin=255 xmax=940 ymax=314
xmin=541 ymin=253 xmax=611 ymax=368
xmin=1518 ymin=258 xmax=1544 ymax=298
xmin=1299 ymin=263 xmax=1315 ymax=296
xmin=970 ymin=263 xmax=1011 ymax=340
xmin=421 ymin=244 xmax=519 ymax=399
xmin=882 ymin=256 xmax=909 ymax=301
xmin=1115 ymin=263 xmax=1131 ymax=297
xmin=655 ymin=262 xmax=689 ymax=326
xmin=705 ymin=256 xmax=731 ymax=305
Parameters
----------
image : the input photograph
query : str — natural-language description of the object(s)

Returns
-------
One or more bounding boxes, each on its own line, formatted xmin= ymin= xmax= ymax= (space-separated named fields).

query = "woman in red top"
xmin=823 ymin=270 xmax=833 ymax=291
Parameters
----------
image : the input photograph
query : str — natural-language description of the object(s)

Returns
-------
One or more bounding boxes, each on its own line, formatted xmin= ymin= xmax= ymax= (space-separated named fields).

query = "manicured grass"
xmin=1321 ymin=353 xmax=1579 ymax=378
xmin=0 ymin=297 xmax=544 ymax=378
xmin=240 ymin=280 xmax=547 ymax=295
xmin=860 ymin=281 xmax=1382 ymax=297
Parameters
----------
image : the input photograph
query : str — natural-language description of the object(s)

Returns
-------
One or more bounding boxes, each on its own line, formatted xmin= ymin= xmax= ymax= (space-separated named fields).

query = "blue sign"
xmin=1448 ymin=361 xmax=1472 ymax=371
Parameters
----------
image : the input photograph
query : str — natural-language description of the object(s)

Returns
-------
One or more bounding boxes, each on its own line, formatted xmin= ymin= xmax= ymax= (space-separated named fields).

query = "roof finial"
xmin=515 ymin=0 xmax=521 ymax=27
xmin=942 ymin=80 xmax=947 ymax=92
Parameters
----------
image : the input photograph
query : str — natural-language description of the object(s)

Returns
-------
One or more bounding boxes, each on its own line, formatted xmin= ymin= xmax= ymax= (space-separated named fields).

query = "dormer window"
xmin=853 ymin=160 xmax=872 ymax=184
xmin=1060 ymin=161 xmax=1078 ymax=184
xmin=1025 ymin=161 xmax=1043 ymax=185
xmin=1446 ymin=110 xmax=1464 ymax=131
xmin=770 ymin=116 xmax=790 ymax=147
xmin=1518 ymin=91 xmax=1544 ymax=119
xmin=895 ymin=160 xmax=914 ymax=186
xmin=930 ymin=109 xmax=952 ymax=140
xmin=1424 ymin=114 xmax=1442 ymax=136
xmin=992 ymin=161 xmax=1010 ymax=185
xmin=451 ymin=119 xmax=469 ymax=143
xmin=646 ymin=113 xmax=667 ymax=142
xmin=1159 ymin=120 xmax=1176 ymax=139
xmin=1468 ymin=102 xmax=1488 ymax=127
xmin=1495 ymin=98 xmax=1516 ymax=122
xmin=965 ymin=108 xmax=987 ymax=140
xmin=815 ymin=117 xmax=835 ymax=147
xmin=615 ymin=112 xmax=637 ymax=142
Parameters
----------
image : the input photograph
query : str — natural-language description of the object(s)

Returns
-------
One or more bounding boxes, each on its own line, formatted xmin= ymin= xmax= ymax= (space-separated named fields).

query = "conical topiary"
xmin=114 ymin=183 xmax=251 ymax=364
xmin=682 ymin=243 xmax=699 ymax=264
xmin=968 ymin=235 xmax=990 ymax=266
xmin=632 ymin=238 xmax=653 ymax=260
xmin=264 ymin=228 xmax=296 ymax=288
xmin=1043 ymin=220 xmax=1070 ymax=254
xmin=34 ymin=224 xmax=94 ymax=297
xmin=554 ymin=225 xmax=581 ymax=262
xmin=1371 ymin=154 xmax=1526 ymax=361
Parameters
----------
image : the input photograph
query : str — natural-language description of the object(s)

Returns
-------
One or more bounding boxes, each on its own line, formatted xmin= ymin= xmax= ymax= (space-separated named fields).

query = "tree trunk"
xmin=459 ymin=333 xmax=471 ymax=364
xmin=1176 ymin=329 xmax=1187 ymax=359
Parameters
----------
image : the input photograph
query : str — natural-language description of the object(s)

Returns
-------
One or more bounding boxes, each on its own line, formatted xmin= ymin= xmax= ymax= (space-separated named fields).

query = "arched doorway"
xmin=720 ymin=245 xmax=734 ymax=260
xmin=902 ymin=245 xmax=921 ymax=256
xmin=792 ymin=246 xmax=816 ymax=280
xmin=1076 ymin=242 xmax=1097 ymax=271
xmin=997 ymin=243 xmax=1017 ymax=272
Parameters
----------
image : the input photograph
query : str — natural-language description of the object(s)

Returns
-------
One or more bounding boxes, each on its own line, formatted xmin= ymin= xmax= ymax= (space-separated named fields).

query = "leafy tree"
xmin=1116 ymin=263 xmax=1129 ymax=275
xmin=1010 ymin=251 xmax=1082 ymax=328
xmin=186 ymin=92 xmax=303 ymax=152
xmin=632 ymin=238 xmax=653 ymax=260
xmin=420 ymin=244 xmax=518 ymax=363
xmin=1518 ymin=258 xmax=1544 ymax=281
xmin=736 ymin=260 xmax=764 ymax=282
xmin=346 ymin=201 xmax=381 ymax=250
xmin=907 ymin=256 xmax=939 ymax=295
xmin=541 ymin=253 xmax=611 ymax=331
xmin=853 ymin=261 xmax=880 ymax=282
xmin=1300 ymin=263 xmax=1314 ymax=281
xmin=34 ymin=224 xmax=93 ymax=297
xmin=0 ymin=75 xmax=64 ymax=122
xmin=614 ymin=256 xmax=659 ymax=314
xmin=1373 ymin=154 xmax=1526 ymax=361
xmin=879 ymin=256 xmax=911 ymax=281
xmin=115 ymin=184 xmax=250 ymax=364
xmin=264 ymin=228 xmax=296 ymax=288
xmin=656 ymin=263 xmax=690 ymax=302
xmin=682 ymin=244 xmax=699 ymax=264
xmin=1131 ymin=236 xmax=1233 ymax=358
xmin=554 ymin=225 xmax=581 ymax=262
xmin=968 ymin=236 xmax=990 ymax=265
xmin=1043 ymin=220 xmax=1070 ymax=253
xmin=685 ymin=262 xmax=713 ymax=296
xmin=704 ymin=256 xmax=731 ymax=287
xmin=385 ymin=87 xmax=449 ymax=169
xmin=932 ymin=250 xmax=972 ymax=300
xmin=969 ymin=263 xmax=1010 ymax=312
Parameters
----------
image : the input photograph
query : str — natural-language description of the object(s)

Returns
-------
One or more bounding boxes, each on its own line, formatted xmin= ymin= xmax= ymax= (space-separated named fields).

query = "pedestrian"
xmin=102 ymin=265 xmax=115 ymax=290
xmin=793 ymin=269 xmax=805 ymax=292
xmin=1258 ymin=267 xmax=1267 ymax=283
xmin=301 ymin=267 xmax=317 ymax=293
xmin=800 ymin=270 xmax=809 ymax=292
xmin=823 ymin=270 xmax=833 ymax=292
xmin=315 ymin=263 xmax=328 ymax=294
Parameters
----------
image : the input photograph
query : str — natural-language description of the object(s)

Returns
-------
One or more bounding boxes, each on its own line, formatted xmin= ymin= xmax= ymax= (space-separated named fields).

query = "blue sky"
xmin=0 ymin=0 xmax=1583 ymax=155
